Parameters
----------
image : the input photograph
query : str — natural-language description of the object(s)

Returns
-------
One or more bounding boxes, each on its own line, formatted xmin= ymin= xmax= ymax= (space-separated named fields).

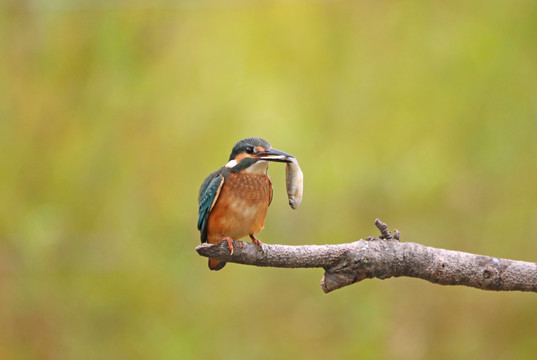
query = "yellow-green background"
xmin=2 ymin=1 xmax=537 ymax=359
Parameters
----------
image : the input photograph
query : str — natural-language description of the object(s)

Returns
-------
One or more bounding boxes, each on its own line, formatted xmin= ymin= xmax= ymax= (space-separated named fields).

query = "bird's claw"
xmin=219 ymin=235 xmax=234 ymax=255
xmin=249 ymin=234 xmax=264 ymax=250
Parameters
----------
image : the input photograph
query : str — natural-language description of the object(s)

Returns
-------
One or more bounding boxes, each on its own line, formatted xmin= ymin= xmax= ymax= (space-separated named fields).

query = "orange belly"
xmin=207 ymin=173 xmax=271 ymax=244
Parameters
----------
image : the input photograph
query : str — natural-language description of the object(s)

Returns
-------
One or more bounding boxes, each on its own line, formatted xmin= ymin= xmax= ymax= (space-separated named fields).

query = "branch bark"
xmin=195 ymin=220 xmax=537 ymax=294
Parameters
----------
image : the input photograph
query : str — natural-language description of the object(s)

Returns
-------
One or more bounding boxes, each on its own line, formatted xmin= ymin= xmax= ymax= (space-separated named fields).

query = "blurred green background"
xmin=2 ymin=0 xmax=537 ymax=359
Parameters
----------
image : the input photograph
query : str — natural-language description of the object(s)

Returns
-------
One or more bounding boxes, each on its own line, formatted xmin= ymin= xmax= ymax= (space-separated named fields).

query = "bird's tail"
xmin=209 ymin=258 xmax=226 ymax=271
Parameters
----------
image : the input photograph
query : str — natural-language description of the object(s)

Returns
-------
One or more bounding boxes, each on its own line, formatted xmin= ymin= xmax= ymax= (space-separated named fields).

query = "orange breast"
xmin=207 ymin=173 xmax=272 ymax=244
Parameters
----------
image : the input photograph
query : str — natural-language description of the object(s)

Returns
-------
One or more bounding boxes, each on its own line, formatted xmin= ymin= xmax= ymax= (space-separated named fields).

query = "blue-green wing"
xmin=197 ymin=170 xmax=225 ymax=243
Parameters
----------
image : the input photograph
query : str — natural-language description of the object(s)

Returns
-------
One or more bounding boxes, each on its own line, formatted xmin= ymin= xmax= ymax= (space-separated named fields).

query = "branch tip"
xmin=375 ymin=218 xmax=392 ymax=240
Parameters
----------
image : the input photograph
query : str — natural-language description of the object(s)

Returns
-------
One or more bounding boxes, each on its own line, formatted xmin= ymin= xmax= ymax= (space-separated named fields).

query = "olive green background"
xmin=2 ymin=1 xmax=537 ymax=359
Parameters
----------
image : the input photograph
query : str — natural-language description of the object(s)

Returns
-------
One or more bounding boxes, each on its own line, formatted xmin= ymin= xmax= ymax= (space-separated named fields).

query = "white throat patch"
xmin=224 ymin=159 xmax=269 ymax=173
xmin=244 ymin=160 xmax=269 ymax=173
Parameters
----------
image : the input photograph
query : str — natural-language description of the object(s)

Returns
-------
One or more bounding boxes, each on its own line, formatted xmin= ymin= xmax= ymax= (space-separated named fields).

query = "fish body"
xmin=285 ymin=158 xmax=303 ymax=209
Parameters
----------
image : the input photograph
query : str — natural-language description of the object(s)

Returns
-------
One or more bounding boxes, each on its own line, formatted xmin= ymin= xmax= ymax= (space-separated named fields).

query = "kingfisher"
xmin=197 ymin=137 xmax=295 ymax=270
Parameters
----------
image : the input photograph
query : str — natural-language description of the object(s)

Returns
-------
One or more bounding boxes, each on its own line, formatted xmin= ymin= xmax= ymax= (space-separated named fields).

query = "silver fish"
xmin=285 ymin=158 xmax=303 ymax=209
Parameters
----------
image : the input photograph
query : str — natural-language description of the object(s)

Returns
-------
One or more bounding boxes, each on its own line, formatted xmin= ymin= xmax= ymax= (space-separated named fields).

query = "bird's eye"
xmin=245 ymin=147 xmax=254 ymax=154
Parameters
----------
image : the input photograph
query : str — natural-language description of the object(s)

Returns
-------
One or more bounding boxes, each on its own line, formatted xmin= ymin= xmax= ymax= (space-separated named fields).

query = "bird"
xmin=197 ymin=137 xmax=295 ymax=270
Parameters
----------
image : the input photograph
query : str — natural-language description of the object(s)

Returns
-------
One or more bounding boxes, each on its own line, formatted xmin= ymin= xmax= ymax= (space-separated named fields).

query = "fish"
xmin=285 ymin=158 xmax=303 ymax=209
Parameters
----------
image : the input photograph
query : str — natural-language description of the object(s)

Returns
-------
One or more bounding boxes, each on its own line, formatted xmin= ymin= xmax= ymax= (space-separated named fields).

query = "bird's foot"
xmin=219 ymin=235 xmax=234 ymax=255
xmin=249 ymin=234 xmax=264 ymax=250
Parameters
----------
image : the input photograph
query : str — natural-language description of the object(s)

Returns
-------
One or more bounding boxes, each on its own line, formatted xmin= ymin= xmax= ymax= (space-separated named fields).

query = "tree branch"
xmin=195 ymin=219 xmax=537 ymax=294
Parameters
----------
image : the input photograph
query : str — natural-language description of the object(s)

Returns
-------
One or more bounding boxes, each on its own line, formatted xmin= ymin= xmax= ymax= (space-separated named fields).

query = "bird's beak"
xmin=254 ymin=148 xmax=294 ymax=163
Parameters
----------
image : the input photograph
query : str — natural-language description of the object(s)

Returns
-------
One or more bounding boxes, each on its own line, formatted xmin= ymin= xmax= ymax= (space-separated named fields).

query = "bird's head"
xmin=225 ymin=137 xmax=294 ymax=173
